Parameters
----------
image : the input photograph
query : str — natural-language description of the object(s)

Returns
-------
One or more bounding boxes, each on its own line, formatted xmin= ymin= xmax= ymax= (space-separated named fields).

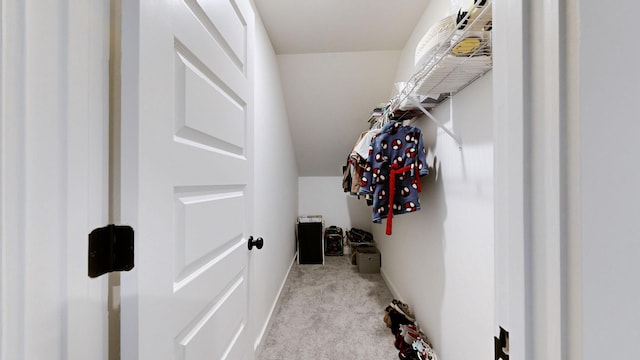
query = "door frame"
xmin=493 ymin=0 xmax=581 ymax=358
xmin=1 ymin=0 xmax=110 ymax=359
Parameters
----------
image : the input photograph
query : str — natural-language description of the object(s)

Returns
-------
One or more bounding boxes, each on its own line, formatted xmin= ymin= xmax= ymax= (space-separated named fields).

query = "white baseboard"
xmin=381 ymin=266 xmax=422 ymax=329
xmin=380 ymin=266 xmax=401 ymax=300
xmin=253 ymin=251 xmax=297 ymax=351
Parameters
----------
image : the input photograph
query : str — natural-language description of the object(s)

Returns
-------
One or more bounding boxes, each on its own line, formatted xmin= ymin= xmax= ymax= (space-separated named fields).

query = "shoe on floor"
xmin=390 ymin=299 xmax=415 ymax=322
xmin=400 ymin=324 xmax=421 ymax=346
xmin=398 ymin=346 xmax=421 ymax=360
xmin=385 ymin=306 xmax=414 ymax=335
xmin=412 ymin=337 xmax=438 ymax=360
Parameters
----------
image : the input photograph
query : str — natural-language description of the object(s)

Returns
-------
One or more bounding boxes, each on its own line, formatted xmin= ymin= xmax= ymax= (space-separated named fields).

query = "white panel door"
xmin=119 ymin=0 xmax=255 ymax=359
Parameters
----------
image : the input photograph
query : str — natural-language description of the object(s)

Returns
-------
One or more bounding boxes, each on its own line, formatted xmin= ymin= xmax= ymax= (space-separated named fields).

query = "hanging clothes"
xmin=343 ymin=131 xmax=366 ymax=195
xmin=353 ymin=129 xmax=379 ymax=159
xmin=359 ymin=121 xmax=428 ymax=235
xmin=342 ymin=162 xmax=352 ymax=193
xmin=343 ymin=129 xmax=381 ymax=196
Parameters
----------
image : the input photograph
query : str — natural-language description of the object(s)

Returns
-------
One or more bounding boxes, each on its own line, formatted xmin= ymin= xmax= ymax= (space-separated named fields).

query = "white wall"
xmin=298 ymin=176 xmax=372 ymax=232
xmin=580 ymin=1 xmax=640 ymax=358
xmin=251 ymin=15 xmax=300 ymax=351
xmin=375 ymin=1 xmax=495 ymax=359
xmin=277 ymin=51 xmax=401 ymax=176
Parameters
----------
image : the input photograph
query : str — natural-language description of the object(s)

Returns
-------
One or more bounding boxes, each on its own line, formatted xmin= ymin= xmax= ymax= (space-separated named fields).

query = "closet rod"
xmin=409 ymin=95 xmax=462 ymax=150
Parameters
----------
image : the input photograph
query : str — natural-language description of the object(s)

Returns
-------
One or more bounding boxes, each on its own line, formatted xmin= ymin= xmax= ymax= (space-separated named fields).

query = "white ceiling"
xmin=254 ymin=0 xmax=431 ymax=54
xmin=253 ymin=0 xmax=431 ymax=176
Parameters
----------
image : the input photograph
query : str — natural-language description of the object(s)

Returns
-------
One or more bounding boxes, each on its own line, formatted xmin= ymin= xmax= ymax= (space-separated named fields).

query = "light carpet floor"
xmin=256 ymin=255 xmax=399 ymax=359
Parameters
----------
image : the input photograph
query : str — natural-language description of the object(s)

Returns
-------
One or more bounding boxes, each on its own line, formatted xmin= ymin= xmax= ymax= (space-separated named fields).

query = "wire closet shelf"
xmin=390 ymin=0 xmax=493 ymax=115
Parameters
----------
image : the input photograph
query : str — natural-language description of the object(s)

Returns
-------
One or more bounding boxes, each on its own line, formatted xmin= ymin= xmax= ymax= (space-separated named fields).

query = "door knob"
xmin=248 ymin=236 xmax=264 ymax=250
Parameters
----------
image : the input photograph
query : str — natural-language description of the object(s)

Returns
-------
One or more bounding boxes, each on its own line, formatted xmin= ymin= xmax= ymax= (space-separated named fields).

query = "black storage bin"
xmin=296 ymin=216 xmax=324 ymax=264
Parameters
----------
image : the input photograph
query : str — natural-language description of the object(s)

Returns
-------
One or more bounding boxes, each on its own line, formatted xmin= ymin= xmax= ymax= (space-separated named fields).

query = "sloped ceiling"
xmin=253 ymin=0 xmax=430 ymax=176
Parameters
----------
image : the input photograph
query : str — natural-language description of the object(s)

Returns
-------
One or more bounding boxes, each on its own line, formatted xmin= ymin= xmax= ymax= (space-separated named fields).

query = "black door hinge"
xmin=88 ymin=224 xmax=134 ymax=278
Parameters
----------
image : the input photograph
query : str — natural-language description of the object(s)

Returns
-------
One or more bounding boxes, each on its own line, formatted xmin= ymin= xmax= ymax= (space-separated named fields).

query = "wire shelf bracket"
xmin=408 ymin=94 xmax=462 ymax=150
xmin=386 ymin=0 xmax=492 ymax=151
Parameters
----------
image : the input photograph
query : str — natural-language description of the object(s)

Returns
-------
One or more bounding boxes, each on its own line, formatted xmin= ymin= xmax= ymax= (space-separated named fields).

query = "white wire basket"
xmin=392 ymin=0 xmax=493 ymax=110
